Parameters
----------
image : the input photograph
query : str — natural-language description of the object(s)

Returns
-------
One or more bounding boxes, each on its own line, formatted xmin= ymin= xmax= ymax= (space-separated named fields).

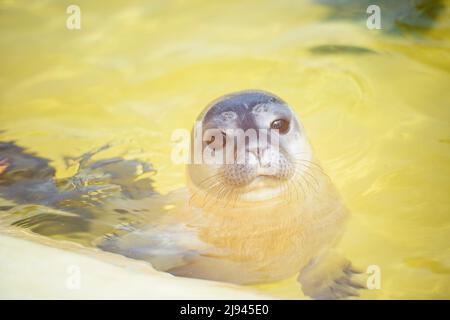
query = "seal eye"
xmin=271 ymin=119 xmax=289 ymax=134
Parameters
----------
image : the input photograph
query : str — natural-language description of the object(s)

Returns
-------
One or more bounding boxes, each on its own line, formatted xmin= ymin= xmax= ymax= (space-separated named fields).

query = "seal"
xmin=99 ymin=90 xmax=365 ymax=299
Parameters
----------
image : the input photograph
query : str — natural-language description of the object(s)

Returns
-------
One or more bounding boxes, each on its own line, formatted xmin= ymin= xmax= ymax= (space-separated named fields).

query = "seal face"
xmin=188 ymin=90 xmax=313 ymax=203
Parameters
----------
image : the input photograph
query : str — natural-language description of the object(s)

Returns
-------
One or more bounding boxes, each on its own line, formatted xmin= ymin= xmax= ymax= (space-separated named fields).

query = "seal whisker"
xmin=195 ymin=173 xmax=225 ymax=188
xmin=96 ymin=89 xmax=353 ymax=299
xmin=224 ymin=186 xmax=238 ymax=208
xmin=212 ymin=184 xmax=233 ymax=208
xmin=206 ymin=183 xmax=227 ymax=208
xmin=286 ymin=179 xmax=293 ymax=204
xmin=285 ymin=182 xmax=290 ymax=203
xmin=217 ymin=184 xmax=232 ymax=208
xmin=292 ymin=158 xmax=328 ymax=176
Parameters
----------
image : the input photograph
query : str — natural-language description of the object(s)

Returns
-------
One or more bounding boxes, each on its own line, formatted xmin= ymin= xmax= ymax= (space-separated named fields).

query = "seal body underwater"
xmin=99 ymin=90 xmax=364 ymax=299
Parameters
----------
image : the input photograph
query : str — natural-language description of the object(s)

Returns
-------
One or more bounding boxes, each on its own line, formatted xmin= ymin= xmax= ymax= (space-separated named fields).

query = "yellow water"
xmin=1 ymin=0 xmax=450 ymax=299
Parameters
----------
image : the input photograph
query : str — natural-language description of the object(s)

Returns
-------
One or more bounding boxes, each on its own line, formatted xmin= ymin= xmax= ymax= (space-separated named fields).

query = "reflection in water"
xmin=0 ymin=0 xmax=449 ymax=298
xmin=0 ymin=141 xmax=157 ymax=244
xmin=309 ymin=45 xmax=377 ymax=55
xmin=316 ymin=0 xmax=445 ymax=33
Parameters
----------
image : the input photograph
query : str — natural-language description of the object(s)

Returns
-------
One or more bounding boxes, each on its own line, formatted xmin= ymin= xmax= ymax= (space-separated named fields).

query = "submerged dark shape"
xmin=0 ymin=141 xmax=156 ymax=238
xmin=1 ymin=88 xmax=365 ymax=299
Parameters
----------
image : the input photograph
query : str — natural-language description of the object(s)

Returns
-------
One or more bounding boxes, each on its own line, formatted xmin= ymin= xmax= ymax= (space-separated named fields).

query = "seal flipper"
xmin=298 ymin=252 xmax=366 ymax=299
